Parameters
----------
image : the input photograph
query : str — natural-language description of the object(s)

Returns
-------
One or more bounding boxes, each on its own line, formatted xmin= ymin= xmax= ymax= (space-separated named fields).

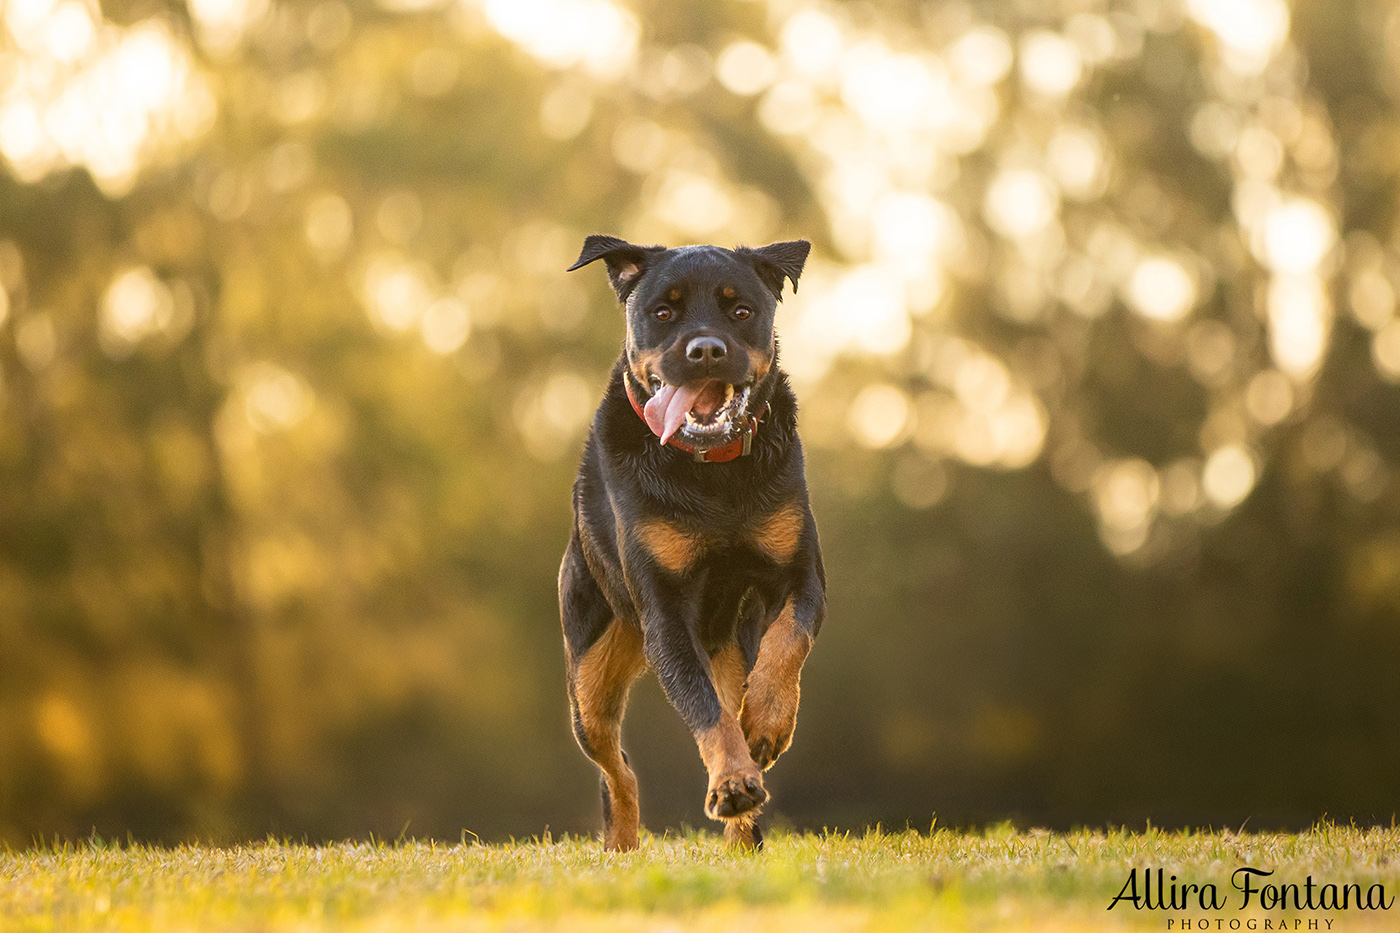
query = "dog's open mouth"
xmin=643 ymin=377 xmax=752 ymax=446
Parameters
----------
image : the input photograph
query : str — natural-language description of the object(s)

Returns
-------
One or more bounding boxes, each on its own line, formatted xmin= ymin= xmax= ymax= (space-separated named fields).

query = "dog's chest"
xmin=634 ymin=500 xmax=802 ymax=576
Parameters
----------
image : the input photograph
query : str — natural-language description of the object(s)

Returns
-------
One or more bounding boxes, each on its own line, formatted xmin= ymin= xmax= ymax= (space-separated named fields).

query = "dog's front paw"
xmin=740 ymin=695 xmax=797 ymax=770
xmin=705 ymin=766 xmax=767 ymax=819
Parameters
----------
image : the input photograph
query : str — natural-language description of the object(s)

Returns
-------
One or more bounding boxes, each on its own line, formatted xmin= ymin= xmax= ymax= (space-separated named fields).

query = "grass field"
xmin=3 ymin=823 xmax=1399 ymax=931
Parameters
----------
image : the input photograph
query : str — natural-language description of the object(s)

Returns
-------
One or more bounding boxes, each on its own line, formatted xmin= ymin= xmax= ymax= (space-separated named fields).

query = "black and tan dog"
xmin=560 ymin=235 xmax=825 ymax=851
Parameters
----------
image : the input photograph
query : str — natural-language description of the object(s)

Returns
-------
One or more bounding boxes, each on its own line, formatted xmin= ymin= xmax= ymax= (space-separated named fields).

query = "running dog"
xmin=560 ymin=236 xmax=825 ymax=851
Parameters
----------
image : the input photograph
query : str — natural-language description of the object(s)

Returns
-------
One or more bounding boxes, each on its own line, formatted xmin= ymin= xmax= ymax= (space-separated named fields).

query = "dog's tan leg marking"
xmin=697 ymin=644 xmax=767 ymax=829
xmin=752 ymin=502 xmax=804 ymax=565
xmin=637 ymin=519 xmax=701 ymax=574
xmin=696 ymin=711 xmax=766 ymax=823
xmin=710 ymin=644 xmax=748 ymax=716
xmin=570 ymin=618 xmax=646 ymax=851
xmin=711 ymin=661 xmax=767 ymax=851
xmin=739 ymin=599 xmax=812 ymax=770
xmin=705 ymin=644 xmax=765 ymax=846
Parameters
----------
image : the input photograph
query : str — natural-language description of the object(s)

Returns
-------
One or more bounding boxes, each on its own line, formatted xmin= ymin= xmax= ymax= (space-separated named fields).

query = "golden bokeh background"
xmin=3 ymin=0 xmax=1400 ymax=843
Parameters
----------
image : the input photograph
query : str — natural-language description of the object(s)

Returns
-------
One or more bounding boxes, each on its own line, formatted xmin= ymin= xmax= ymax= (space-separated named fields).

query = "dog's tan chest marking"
xmin=751 ymin=502 xmax=804 ymax=564
xmin=638 ymin=519 xmax=703 ymax=573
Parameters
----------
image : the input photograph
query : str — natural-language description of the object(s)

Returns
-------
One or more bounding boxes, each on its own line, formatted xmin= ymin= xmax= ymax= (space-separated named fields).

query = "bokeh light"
xmin=480 ymin=0 xmax=638 ymax=79
xmin=1019 ymin=30 xmax=1082 ymax=98
xmin=1092 ymin=458 xmax=1160 ymax=555
xmin=1125 ymin=255 xmax=1197 ymax=323
xmin=715 ymin=41 xmax=776 ymax=97
xmin=848 ymin=383 xmax=910 ymax=449
xmin=241 ymin=362 xmax=314 ymax=433
xmin=1185 ymin=0 xmax=1289 ymax=74
xmin=1261 ymin=199 xmax=1335 ymax=274
xmin=1202 ymin=444 xmax=1258 ymax=509
xmin=984 ymin=168 xmax=1059 ymax=241
xmin=0 ymin=14 xmax=212 ymax=194
xmin=1373 ymin=322 xmax=1400 ymax=383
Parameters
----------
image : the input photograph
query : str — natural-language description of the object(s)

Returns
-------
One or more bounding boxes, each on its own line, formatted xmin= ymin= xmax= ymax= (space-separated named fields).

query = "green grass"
xmin=3 ymin=823 xmax=1399 ymax=931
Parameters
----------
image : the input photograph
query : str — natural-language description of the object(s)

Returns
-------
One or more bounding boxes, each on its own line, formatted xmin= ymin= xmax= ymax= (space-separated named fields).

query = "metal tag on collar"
xmin=694 ymin=448 xmax=706 ymax=463
xmin=741 ymin=424 xmax=753 ymax=456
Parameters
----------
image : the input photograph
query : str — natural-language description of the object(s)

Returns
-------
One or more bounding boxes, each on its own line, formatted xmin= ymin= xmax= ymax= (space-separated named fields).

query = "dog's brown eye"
xmin=653 ymin=307 xmax=673 ymax=322
xmin=732 ymin=307 xmax=751 ymax=320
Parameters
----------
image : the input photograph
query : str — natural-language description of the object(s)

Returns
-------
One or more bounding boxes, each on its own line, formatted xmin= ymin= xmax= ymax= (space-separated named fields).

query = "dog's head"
xmin=568 ymin=235 xmax=810 ymax=450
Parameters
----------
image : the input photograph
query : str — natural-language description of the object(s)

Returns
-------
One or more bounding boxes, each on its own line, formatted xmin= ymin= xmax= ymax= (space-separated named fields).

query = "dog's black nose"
xmin=686 ymin=336 xmax=727 ymax=363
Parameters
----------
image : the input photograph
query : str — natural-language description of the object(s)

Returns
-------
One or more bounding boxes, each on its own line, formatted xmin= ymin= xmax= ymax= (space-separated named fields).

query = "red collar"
xmin=623 ymin=375 xmax=765 ymax=463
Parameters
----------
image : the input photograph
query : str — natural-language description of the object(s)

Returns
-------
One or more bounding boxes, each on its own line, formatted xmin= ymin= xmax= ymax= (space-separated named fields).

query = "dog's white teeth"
xmin=724 ymin=384 xmax=734 ymax=402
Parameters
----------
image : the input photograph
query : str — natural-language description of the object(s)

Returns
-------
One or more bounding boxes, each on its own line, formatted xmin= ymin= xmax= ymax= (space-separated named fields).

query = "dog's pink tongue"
xmin=643 ymin=384 xmax=676 ymax=438
xmin=642 ymin=382 xmax=710 ymax=445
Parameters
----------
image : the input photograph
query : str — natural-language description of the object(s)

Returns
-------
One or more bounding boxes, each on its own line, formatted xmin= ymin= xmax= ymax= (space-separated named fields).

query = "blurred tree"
xmin=2 ymin=0 xmax=1400 ymax=844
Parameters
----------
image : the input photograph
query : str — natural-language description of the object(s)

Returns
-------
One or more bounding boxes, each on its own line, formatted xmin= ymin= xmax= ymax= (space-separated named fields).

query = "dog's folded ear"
xmin=735 ymin=240 xmax=811 ymax=300
xmin=567 ymin=235 xmax=666 ymax=301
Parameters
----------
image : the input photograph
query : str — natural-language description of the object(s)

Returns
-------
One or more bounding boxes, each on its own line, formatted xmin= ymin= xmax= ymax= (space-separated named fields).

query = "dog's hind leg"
xmin=570 ymin=619 xmax=644 ymax=850
xmin=562 ymin=536 xmax=646 ymax=851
